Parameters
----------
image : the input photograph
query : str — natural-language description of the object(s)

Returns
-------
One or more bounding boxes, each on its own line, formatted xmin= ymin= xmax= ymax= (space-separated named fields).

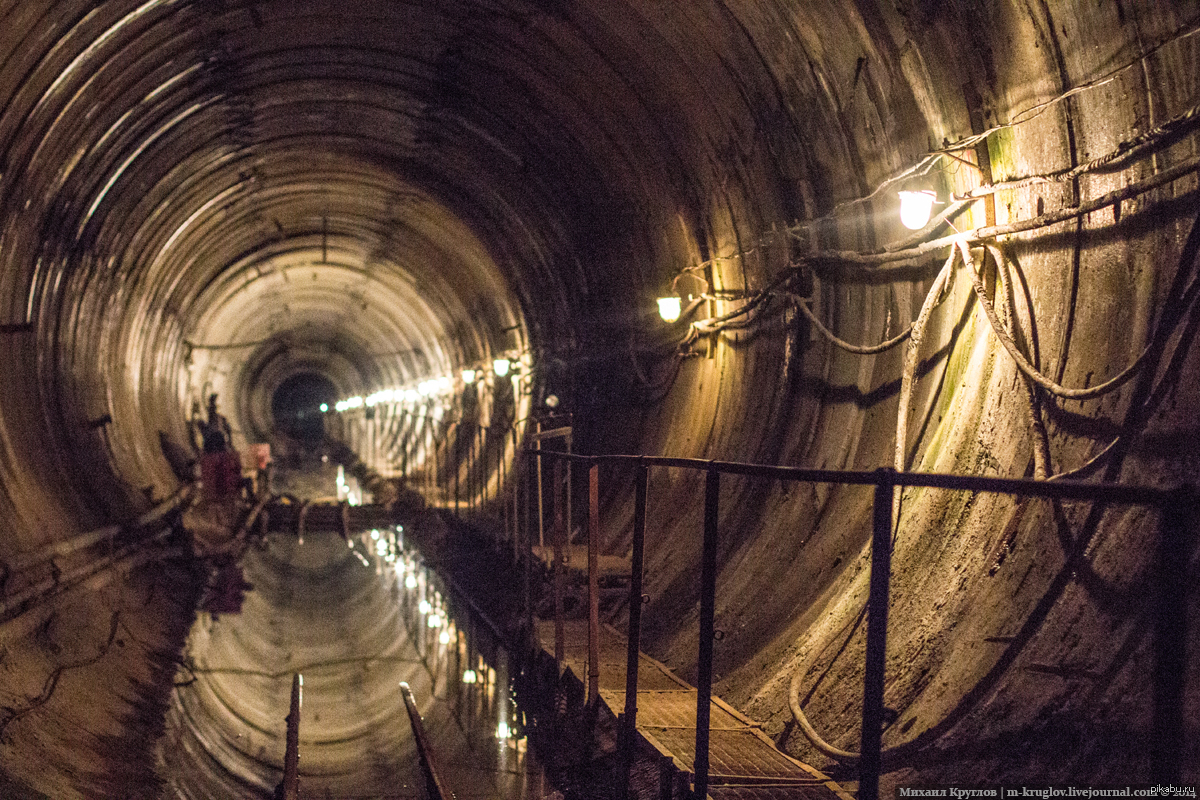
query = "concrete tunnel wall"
xmin=0 ymin=1 xmax=1198 ymax=796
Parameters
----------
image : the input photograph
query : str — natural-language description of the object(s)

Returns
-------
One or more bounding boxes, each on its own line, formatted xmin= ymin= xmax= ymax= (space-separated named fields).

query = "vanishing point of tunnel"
xmin=0 ymin=1 xmax=1198 ymax=798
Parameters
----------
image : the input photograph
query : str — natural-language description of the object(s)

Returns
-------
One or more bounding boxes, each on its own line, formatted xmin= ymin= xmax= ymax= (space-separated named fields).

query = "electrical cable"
xmin=958 ymin=102 xmax=1200 ymax=200
xmin=796 ymin=297 xmax=912 ymax=355
xmin=958 ymin=241 xmax=1152 ymax=400
xmin=989 ymin=244 xmax=1052 ymax=479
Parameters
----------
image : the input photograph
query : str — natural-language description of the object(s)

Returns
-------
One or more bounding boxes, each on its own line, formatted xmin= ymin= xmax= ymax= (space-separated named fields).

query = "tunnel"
xmin=0 ymin=1 xmax=1198 ymax=797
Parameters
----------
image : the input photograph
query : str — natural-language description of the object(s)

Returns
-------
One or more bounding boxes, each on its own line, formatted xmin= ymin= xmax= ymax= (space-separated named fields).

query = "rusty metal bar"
xmin=621 ymin=459 xmax=648 ymax=800
xmin=529 ymin=425 xmax=574 ymax=442
xmin=536 ymin=421 xmax=545 ymax=548
xmin=860 ymin=468 xmax=896 ymax=800
xmin=553 ymin=458 xmax=566 ymax=671
xmin=281 ymin=673 xmax=301 ymax=800
xmin=694 ymin=466 xmax=719 ymax=800
xmin=399 ymin=681 xmax=455 ymax=800
xmin=1152 ymin=486 xmax=1193 ymax=780
xmin=587 ymin=462 xmax=601 ymax=708
xmin=524 ymin=445 xmax=534 ymax=646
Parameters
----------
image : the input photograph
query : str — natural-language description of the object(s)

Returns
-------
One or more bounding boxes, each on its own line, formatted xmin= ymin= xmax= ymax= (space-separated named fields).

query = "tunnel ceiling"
xmin=1 ymin=0 xmax=1199 ymax=796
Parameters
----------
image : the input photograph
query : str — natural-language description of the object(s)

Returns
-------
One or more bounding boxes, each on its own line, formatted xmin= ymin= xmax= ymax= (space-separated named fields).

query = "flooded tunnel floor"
xmin=160 ymin=520 xmax=556 ymax=799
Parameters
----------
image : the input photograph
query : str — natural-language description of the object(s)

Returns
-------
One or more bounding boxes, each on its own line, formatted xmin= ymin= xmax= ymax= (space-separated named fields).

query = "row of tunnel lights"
xmin=655 ymin=190 xmax=936 ymax=321
xmin=324 ymin=358 xmax=517 ymax=414
xmin=365 ymin=525 xmax=517 ymax=741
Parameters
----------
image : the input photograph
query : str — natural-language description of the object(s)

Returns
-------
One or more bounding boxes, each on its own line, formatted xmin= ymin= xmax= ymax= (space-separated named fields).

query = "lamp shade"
xmin=657 ymin=296 xmax=682 ymax=322
xmin=898 ymin=190 xmax=937 ymax=230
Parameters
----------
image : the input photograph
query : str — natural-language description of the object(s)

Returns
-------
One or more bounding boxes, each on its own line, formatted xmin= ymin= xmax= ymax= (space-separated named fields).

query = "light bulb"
xmin=497 ymin=721 xmax=511 ymax=739
xmin=657 ymin=296 xmax=682 ymax=322
xmin=405 ymin=574 xmax=418 ymax=589
xmin=899 ymin=190 xmax=937 ymax=230
xmin=427 ymin=613 xmax=442 ymax=628
xmin=461 ymin=368 xmax=477 ymax=384
xmin=319 ymin=403 xmax=328 ymax=413
xmin=493 ymin=358 xmax=511 ymax=377
xmin=462 ymin=669 xmax=477 ymax=684
xmin=418 ymin=599 xmax=432 ymax=614
xmin=439 ymin=630 xmax=451 ymax=645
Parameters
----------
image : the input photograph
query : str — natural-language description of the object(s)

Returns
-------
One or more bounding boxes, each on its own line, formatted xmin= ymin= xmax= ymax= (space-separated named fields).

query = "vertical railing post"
xmin=512 ymin=427 xmax=521 ymax=563
xmin=536 ymin=421 xmax=545 ymax=548
xmin=694 ymin=466 xmax=719 ymax=800
xmin=621 ymin=459 xmax=648 ymax=800
xmin=282 ymin=673 xmax=301 ymax=800
xmin=553 ymin=458 xmax=566 ymax=671
xmin=1152 ymin=485 xmax=1193 ymax=780
xmin=860 ymin=467 xmax=897 ymax=800
xmin=524 ymin=447 xmax=534 ymax=649
xmin=587 ymin=460 xmax=601 ymax=708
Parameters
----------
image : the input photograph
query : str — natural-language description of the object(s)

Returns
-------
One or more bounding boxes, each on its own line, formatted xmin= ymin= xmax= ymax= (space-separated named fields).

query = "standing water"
xmin=159 ymin=522 xmax=557 ymax=799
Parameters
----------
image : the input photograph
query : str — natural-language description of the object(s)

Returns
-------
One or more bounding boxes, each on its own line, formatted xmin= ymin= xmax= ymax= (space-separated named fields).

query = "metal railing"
xmin=521 ymin=451 xmax=1194 ymax=800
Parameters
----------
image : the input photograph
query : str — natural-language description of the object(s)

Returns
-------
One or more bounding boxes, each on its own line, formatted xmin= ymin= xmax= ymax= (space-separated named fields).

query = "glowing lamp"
xmin=418 ymin=599 xmax=432 ymax=614
xmin=404 ymin=574 xmax=418 ymax=589
xmin=319 ymin=403 xmax=328 ymax=413
xmin=497 ymin=721 xmax=511 ymax=739
xmin=493 ymin=358 xmax=511 ymax=377
xmin=898 ymin=190 xmax=937 ymax=230
xmin=439 ymin=630 xmax=451 ymax=645
xmin=462 ymin=669 xmax=478 ymax=684
xmin=657 ymin=296 xmax=682 ymax=322
xmin=461 ymin=369 xmax=477 ymax=384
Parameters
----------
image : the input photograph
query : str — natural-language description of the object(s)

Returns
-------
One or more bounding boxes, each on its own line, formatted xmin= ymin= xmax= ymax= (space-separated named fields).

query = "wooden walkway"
xmin=536 ymin=620 xmax=854 ymax=800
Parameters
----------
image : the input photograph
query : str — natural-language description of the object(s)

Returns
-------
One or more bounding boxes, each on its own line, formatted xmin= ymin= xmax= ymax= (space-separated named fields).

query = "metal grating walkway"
xmin=536 ymin=620 xmax=854 ymax=799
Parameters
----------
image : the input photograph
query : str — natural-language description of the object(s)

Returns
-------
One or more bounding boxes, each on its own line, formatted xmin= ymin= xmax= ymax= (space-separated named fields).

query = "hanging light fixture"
xmin=657 ymin=296 xmax=682 ymax=322
xmin=898 ymin=190 xmax=938 ymax=230
xmin=493 ymin=357 xmax=511 ymax=377
xmin=461 ymin=368 xmax=477 ymax=384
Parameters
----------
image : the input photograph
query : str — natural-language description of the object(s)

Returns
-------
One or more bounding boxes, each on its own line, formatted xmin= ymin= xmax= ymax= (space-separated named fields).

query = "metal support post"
xmin=860 ymin=468 xmax=896 ymax=800
xmin=282 ymin=673 xmax=301 ymax=800
xmin=694 ymin=467 xmax=719 ymax=800
xmin=399 ymin=681 xmax=455 ymax=800
xmin=553 ymin=459 xmax=566 ymax=671
xmin=587 ymin=461 xmax=601 ymax=708
xmin=536 ymin=422 xmax=545 ymax=548
xmin=621 ymin=459 xmax=648 ymax=800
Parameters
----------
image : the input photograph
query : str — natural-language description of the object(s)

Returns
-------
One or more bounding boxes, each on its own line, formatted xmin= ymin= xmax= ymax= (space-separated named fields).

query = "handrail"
xmin=523 ymin=449 xmax=1193 ymax=800
xmin=522 ymin=450 xmax=1176 ymax=503
xmin=399 ymin=682 xmax=455 ymax=800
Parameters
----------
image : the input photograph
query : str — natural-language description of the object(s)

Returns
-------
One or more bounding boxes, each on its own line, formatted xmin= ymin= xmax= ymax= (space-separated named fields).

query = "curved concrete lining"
xmin=0 ymin=2 xmax=1197 ymax=795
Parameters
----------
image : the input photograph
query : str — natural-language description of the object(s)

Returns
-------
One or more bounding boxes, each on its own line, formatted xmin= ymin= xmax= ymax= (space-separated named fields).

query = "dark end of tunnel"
xmin=269 ymin=372 xmax=337 ymax=451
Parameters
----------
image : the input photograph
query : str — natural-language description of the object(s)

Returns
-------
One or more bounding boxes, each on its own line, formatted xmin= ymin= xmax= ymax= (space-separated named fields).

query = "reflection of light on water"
xmin=387 ymin=529 xmax=540 ymax=792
